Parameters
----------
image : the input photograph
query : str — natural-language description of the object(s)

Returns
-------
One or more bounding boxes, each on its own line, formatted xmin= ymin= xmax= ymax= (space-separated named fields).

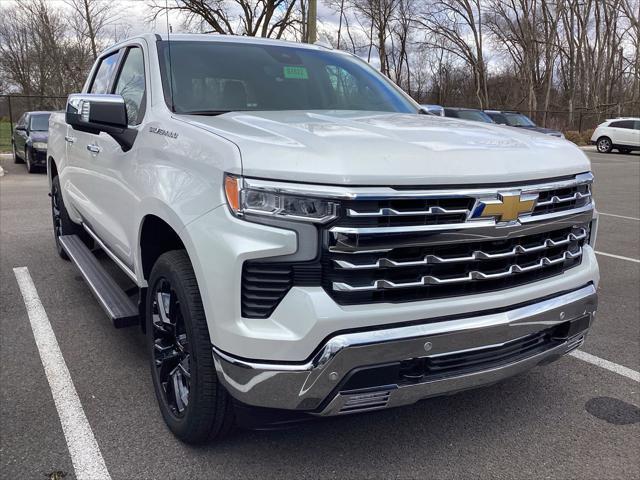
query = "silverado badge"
xmin=470 ymin=191 xmax=538 ymax=223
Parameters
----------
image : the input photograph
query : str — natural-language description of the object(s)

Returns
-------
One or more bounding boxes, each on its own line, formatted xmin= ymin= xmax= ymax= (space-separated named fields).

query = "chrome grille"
xmin=323 ymin=225 xmax=588 ymax=305
xmin=240 ymin=173 xmax=595 ymax=314
xmin=332 ymin=172 xmax=593 ymax=229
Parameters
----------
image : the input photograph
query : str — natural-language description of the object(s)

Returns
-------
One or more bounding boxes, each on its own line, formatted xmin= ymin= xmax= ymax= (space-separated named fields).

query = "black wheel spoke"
xmin=151 ymin=277 xmax=191 ymax=418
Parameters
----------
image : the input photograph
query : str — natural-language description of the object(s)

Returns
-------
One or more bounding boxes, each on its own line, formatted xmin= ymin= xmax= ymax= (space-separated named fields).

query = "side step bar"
xmin=59 ymin=235 xmax=139 ymax=328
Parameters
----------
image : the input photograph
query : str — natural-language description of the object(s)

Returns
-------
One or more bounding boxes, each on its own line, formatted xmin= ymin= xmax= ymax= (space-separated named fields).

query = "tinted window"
xmin=610 ymin=120 xmax=634 ymax=129
xmin=503 ymin=113 xmax=536 ymax=127
xmin=29 ymin=114 xmax=51 ymax=131
xmin=113 ymin=47 xmax=146 ymax=125
xmin=486 ymin=112 xmax=507 ymax=124
xmin=157 ymin=41 xmax=417 ymax=114
xmin=90 ymin=52 xmax=119 ymax=94
xmin=634 ymin=121 xmax=640 ymax=130
xmin=456 ymin=110 xmax=494 ymax=123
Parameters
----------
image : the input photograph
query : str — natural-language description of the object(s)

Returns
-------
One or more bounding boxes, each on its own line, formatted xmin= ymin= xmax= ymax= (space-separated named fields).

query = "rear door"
xmin=631 ymin=121 xmax=640 ymax=147
xmin=608 ymin=120 xmax=634 ymax=145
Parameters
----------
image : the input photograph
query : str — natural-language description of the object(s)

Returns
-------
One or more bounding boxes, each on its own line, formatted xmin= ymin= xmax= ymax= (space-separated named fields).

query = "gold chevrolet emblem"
xmin=472 ymin=192 xmax=538 ymax=223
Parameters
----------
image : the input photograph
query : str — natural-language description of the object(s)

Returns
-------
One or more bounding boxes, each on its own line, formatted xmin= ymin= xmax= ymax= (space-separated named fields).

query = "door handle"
xmin=64 ymin=135 xmax=76 ymax=143
xmin=87 ymin=144 xmax=102 ymax=154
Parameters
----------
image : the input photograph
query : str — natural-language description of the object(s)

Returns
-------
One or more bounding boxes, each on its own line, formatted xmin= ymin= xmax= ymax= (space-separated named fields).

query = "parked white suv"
xmin=47 ymin=33 xmax=599 ymax=443
xmin=591 ymin=117 xmax=640 ymax=153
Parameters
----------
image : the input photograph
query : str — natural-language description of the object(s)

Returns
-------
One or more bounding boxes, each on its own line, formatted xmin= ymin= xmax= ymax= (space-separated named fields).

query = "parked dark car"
xmin=443 ymin=107 xmax=495 ymax=123
xmin=12 ymin=111 xmax=52 ymax=173
xmin=484 ymin=110 xmax=565 ymax=138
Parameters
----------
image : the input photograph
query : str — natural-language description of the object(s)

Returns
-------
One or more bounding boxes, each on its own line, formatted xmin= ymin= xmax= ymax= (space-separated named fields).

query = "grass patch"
xmin=0 ymin=120 xmax=13 ymax=153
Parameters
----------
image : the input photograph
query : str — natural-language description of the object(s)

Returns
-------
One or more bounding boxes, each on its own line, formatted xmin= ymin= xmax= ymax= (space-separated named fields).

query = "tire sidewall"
xmin=51 ymin=176 xmax=69 ymax=259
xmin=146 ymin=254 xmax=208 ymax=439
xmin=26 ymin=148 xmax=32 ymax=172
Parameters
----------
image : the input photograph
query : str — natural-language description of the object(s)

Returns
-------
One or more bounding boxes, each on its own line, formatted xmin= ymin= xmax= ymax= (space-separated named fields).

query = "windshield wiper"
xmin=180 ymin=110 xmax=234 ymax=116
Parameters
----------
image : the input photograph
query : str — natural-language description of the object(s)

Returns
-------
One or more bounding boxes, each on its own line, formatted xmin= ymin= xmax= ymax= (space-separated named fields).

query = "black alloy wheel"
xmin=146 ymin=250 xmax=234 ymax=443
xmin=51 ymin=176 xmax=69 ymax=260
xmin=151 ymin=278 xmax=191 ymax=418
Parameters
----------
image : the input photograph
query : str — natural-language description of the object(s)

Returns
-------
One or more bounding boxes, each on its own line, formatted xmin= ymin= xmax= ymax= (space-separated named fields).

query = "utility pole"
xmin=308 ymin=0 xmax=317 ymax=43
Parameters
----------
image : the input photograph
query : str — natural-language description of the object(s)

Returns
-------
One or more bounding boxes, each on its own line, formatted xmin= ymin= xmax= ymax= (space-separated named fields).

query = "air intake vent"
xmin=339 ymin=389 xmax=392 ymax=414
xmin=241 ymin=262 xmax=321 ymax=318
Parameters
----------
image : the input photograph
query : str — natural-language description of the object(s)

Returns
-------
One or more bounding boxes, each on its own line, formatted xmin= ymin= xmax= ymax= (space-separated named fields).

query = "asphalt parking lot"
xmin=1 ymin=149 xmax=639 ymax=480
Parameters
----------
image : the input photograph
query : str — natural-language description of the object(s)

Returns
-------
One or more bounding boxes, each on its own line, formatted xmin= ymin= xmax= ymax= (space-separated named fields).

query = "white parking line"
xmin=595 ymin=251 xmax=640 ymax=263
xmin=599 ymin=212 xmax=640 ymax=221
xmin=570 ymin=350 xmax=640 ymax=382
xmin=13 ymin=267 xmax=111 ymax=480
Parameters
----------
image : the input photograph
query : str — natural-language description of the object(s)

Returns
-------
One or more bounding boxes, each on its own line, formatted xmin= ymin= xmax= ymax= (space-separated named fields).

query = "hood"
xmin=516 ymin=125 xmax=563 ymax=137
xmin=29 ymin=131 xmax=49 ymax=142
xmin=183 ymin=111 xmax=588 ymax=185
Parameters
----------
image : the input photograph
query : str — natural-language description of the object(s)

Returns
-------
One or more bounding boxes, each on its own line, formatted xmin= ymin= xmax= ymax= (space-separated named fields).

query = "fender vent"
xmin=241 ymin=262 xmax=321 ymax=318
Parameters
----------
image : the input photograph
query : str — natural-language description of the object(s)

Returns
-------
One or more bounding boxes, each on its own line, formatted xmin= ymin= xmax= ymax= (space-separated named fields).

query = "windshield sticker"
xmin=283 ymin=66 xmax=308 ymax=80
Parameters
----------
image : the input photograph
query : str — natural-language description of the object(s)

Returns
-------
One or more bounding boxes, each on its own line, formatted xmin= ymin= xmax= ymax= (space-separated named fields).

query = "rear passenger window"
xmin=90 ymin=52 xmax=119 ymax=94
xmin=113 ymin=47 xmax=146 ymax=125
xmin=610 ymin=120 xmax=633 ymax=129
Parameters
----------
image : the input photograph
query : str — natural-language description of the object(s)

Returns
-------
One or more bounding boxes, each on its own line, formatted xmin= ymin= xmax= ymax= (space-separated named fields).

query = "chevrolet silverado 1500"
xmin=47 ymin=33 xmax=599 ymax=443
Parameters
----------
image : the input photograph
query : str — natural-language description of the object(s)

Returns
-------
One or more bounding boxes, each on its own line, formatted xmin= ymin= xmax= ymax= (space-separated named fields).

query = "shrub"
xmin=581 ymin=128 xmax=595 ymax=144
xmin=563 ymin=130 xmax=586 ymax=145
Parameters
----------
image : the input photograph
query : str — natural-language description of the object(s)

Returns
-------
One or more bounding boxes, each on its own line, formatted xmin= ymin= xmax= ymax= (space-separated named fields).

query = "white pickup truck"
xmin=48 ymin=33 xmax=599 ymax=443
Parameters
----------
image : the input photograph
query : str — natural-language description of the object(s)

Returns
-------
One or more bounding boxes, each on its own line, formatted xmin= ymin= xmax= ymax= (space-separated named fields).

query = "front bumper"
xmin=213 ymin=284 xmax=597 ymax=415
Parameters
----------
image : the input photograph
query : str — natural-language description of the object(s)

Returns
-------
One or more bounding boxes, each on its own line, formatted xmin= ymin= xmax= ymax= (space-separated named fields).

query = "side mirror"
xmin=66 ymin=94 xmax=136 ymax=151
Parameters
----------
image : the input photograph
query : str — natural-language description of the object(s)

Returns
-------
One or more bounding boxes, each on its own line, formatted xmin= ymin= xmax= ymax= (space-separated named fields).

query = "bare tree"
xmin=416 ymin=0 xmax=489 ymax=108
xmin=63 ymin=0 xmax=124 ymax=60
xmin=148 ymin=0 xmax=303 ymax=38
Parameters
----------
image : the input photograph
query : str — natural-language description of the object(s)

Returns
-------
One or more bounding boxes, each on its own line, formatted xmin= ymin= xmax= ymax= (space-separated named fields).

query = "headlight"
xmin=224 ymin=175 xmax=338 ymax=223
xmin=32 ymin=142 xmax=47 ymax=150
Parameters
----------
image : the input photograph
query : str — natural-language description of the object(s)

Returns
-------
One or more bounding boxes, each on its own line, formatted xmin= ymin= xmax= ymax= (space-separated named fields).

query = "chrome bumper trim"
xmin=212 ymin=284 xmax=597 ymax=413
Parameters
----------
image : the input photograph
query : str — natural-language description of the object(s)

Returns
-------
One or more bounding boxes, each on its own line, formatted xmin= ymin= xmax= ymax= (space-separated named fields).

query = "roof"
xmin=103 ymin=32 xmax=333 ymax=55
xmin=444 ymin=107 xmax=484 ymax=111
xmin=605 ymin=117 xmax=640 ymax=121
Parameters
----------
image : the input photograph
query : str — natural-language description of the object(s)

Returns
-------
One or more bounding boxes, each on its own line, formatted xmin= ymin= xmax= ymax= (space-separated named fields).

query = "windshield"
xmin=29 ymin=114 xmax=50 ymax=131
xmin=157 ymin=41 xmax=418 ymax=115
xmin=503 ymin=113 xmax=536 ymax=127
xmin=455 ymin=110 xmax=494 ymax=123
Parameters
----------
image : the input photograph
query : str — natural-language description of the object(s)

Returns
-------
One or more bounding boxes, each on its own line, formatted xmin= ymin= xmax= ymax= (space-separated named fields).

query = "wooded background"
xmin=0 ymin=0 xmax=638 ymax=134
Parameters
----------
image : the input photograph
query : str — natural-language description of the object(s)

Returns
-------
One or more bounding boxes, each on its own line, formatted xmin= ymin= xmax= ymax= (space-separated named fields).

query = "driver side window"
xmin=113 ymin=47 xmax=146 ymax=126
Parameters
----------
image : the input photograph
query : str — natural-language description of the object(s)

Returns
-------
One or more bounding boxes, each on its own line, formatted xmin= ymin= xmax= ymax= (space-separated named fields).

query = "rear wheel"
xmin=50 ymin=176 xmax=87 ymax=260
xmin=619 ymin=148 xmax=631 ymax=154
xmin=596 ymin=137 xmax=613 ymax=153
xmin=147 ymin=250 xmax=234 ymax=444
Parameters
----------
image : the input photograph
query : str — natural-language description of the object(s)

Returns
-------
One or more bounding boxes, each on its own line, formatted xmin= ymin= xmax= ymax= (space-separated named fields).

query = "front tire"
xmin=596 ymin=137 xmax=613 ymax=153
xmin=147 ymin=250 xmax=234 ymax=444
xmin=25 ymin=148 xmax=36 ymax=173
